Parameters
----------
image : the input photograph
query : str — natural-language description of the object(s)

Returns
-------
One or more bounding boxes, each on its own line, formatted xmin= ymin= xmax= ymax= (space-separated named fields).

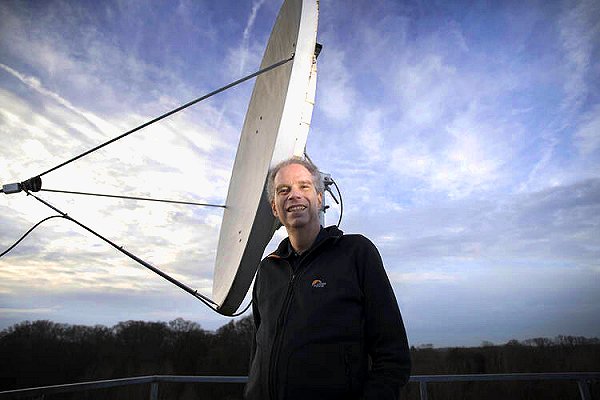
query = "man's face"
xmin=271 ymin=163 xmax=322 ymax=231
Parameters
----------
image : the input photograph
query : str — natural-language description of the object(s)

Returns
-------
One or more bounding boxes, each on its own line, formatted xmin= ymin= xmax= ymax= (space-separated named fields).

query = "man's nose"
xmin=288 ymin=186 xmax=302 ymax=198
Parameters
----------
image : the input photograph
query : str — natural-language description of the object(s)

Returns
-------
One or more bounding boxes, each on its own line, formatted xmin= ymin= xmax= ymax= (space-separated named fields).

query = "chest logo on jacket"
xmin=311 ymin=279 xmax=327 ymax=288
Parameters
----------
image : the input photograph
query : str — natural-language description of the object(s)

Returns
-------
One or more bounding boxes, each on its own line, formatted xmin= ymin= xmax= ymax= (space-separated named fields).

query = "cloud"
xmin=356 ymin=110 xmax=384 ymax=162
xmin=390 ymin=270 xmax=460 ymax=284
xmin=316 ymin=6 xmax=542 ymax=200
xmin=575 ymin=104 xmax=600 ymax=156
xmin=558 ymin=0 xmax=600 ymax=113
xmin=340 ymin=178 xmax=600 ymax=279
xmin=0 ymin=63 xmax=115 ymax=147
xmin=223 ymin=0 xmax=267 ymax=80
xmin=392 ymin=54 xmax=460 ymax=127
xmin=399 ymin=263 xmax=600 ymax=346
xmin=0 ymin=307 xmax=57 ymax=314
xmin=239 ymin=0 xmax=267 ymax=75
xmin=507 ymin=0 xmax=600 ymax=193
xmin=316 ymin=46 xmax=357 ymax=121
xmin=0 ymin=284 xmax=230 ymax=332
xmin=388 ymin=106 xmax=523 ymax=198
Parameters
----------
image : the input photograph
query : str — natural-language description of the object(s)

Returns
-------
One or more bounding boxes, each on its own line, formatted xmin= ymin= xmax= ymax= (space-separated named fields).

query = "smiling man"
xmin=245 ymin=157 xmax=411 ymax=400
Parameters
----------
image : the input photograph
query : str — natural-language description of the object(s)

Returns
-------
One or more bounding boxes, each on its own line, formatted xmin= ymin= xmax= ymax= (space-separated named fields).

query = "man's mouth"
xmin=286 ymin=205 xmax=306 ymax=212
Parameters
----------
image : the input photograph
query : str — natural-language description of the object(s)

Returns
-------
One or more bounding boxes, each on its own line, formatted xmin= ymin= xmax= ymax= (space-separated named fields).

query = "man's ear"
xmin=317 ymin=191 xmax=323 ymax=209
xmin=271 ymin=199 xmax=278 ymax=217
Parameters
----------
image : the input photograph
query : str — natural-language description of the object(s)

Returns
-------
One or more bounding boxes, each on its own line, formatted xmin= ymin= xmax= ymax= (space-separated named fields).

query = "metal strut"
xmin=40 ymin=188 xmax=226 ymax=208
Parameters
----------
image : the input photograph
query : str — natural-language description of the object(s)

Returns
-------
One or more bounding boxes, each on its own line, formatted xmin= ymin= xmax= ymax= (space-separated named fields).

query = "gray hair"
xmin=266 ymin=156 xmax=324 ymax=201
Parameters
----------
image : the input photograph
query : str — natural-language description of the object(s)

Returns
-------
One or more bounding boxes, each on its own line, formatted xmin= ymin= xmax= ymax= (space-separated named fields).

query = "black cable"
xmin=36 ymin=55 xmax=294 ymax=179
xmin=331 ymin=178 xmax=343 ymax=227
xmin=41 ymin=189 xmax=225 ymax=208
xmin=0 ymin=215 xmax=66 ymax=258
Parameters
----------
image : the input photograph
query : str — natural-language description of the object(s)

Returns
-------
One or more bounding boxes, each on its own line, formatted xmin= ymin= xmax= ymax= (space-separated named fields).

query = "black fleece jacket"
xmin=245 ymin=226 xmax=411 ymax=400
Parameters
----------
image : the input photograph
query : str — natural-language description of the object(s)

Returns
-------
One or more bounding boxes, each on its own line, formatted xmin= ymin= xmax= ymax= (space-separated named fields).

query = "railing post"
xmin=149 ymin=382 xmax=159 ymax=400
xmin=419 ymin=381 xmax=428 ymax=400
xmin=577 ymin=379 xmax=591 ymax=400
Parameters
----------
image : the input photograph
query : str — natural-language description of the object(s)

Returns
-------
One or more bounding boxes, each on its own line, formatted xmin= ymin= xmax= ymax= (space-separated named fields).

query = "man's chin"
xmin=284 ymin=218 xmax=309 ymax=229
xmin=286 ymin=221 xmax=306 ymax=229
xmin=285 ymin=217 xmax=322 ymax=231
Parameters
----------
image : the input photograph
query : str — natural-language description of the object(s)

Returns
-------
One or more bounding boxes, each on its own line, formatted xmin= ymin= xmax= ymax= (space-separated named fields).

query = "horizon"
xmin=4 ymin=317 xmax=598 ymax=350
xmin=1 ymin=0 xmax=599 ymax=348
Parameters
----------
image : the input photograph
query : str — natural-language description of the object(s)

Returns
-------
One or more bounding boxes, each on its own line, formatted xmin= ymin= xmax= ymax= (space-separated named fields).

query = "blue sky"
xmin=0 ymin=0 xmax=598 ymax=347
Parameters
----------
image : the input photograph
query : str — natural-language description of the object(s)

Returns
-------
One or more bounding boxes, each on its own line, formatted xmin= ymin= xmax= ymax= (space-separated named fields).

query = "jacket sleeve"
xmin=358 ymin=237 xmax=411 ymax=400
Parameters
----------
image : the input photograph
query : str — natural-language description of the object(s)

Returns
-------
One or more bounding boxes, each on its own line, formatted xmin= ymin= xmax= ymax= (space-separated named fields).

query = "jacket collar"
xmin=268 ymin=225 xmax=343 ymax=259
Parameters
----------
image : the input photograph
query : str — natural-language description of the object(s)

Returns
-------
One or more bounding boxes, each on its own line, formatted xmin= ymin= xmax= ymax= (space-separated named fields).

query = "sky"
xmin=0 ymin=0 xmax=598 ymax=348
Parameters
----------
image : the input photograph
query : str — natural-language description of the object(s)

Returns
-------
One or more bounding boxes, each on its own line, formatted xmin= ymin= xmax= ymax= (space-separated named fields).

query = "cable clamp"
xmin=22 ymin=176 xmax=42 ymax=192
xmin=2 ymin=183 xmax=21 ymax=194
xmin=322 ymin=174 xmax=339 ymax=204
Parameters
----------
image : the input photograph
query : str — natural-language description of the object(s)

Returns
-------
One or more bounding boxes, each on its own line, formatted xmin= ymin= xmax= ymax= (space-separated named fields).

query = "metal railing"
xmin=413 ymin=373 xmax=598 ymax=400
xmin=0 ymin=372 xmax=598 ymax=399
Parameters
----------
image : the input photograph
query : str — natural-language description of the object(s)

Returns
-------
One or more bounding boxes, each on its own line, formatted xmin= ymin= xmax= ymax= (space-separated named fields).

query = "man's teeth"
xmin=288 ymin=205 xmax=306 ymax=212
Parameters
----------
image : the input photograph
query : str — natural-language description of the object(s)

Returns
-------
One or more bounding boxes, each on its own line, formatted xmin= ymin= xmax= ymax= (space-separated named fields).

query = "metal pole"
xmin=419 ymin=381 xmax=428 ymax=400
xmin=577 ymin=379 xmax=591 ymax=400
xmin=149 ymin=382 xmax=159 ymax=400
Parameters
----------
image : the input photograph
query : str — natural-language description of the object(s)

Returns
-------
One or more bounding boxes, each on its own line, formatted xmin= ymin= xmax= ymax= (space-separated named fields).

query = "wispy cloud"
xmin=558 ymin=0 xmax=600 ymax=113
xmin=0 ymin=63 xmax=114 ymax=144
xmin=240 ymin=0 xmax=267 ymax=74
xmin=390 ymin=270 xmax=460 ymax=284
xmin=575 ymin=104 xmax=600 ymax=156
xmin=317 ymin=47 xmax=357 ymax=121
xmin=223 ymin=0 xmax=267 ymax=80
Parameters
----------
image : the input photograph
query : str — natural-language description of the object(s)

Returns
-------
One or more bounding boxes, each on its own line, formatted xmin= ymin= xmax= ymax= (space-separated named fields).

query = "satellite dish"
xmin=213 ymin=0 xmax=319 ymax=315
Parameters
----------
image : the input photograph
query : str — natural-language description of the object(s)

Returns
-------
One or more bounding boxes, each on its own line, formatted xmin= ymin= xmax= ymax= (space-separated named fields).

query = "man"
xmin=245 ymin=157 xmax=411 ymax=400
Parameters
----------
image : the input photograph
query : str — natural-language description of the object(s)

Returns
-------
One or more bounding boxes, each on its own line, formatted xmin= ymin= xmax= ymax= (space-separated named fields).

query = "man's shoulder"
xmin=336 ymin=234 xmax=385 ymax=270
xmin=337 ymin=232 xmax=377 ymax=250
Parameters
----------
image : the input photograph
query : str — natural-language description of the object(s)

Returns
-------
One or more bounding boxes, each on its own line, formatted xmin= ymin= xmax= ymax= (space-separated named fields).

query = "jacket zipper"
xmin=269 ymin=266 xmax=296 ymax=400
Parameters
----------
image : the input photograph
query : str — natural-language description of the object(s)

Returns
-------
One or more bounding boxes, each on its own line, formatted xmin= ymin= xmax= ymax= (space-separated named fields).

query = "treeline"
xmin=0 ymin=318 xmax=253 ymax=399
xmin=404 ymin=337 xmax=600 ymax=400
xmin=1 ymin=318 xmax=598 ymax=399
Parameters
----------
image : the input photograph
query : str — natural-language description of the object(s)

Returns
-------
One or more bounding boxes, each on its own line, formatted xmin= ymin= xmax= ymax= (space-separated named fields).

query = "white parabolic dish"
xmin=213 ymin=0 xmax=319 ymax=315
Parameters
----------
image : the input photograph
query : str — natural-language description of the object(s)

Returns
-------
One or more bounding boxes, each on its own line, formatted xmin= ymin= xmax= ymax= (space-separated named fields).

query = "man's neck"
xmin=288 ymin=223 xmax=321 ymax=255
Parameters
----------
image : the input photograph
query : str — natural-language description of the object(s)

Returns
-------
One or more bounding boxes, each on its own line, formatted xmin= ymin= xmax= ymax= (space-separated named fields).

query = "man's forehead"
xmin=274 ymin=163 xmax=312 ymax=183
xmin=275 ymin=178 xmax=313 ymax=188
